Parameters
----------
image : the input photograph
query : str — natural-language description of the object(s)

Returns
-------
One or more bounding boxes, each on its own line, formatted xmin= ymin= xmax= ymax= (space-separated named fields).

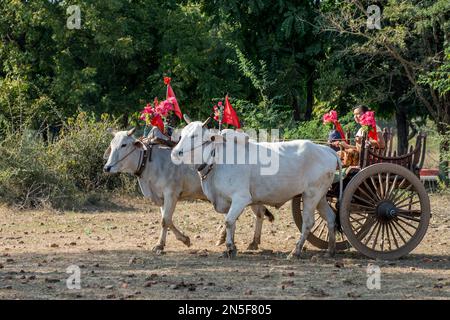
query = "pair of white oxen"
xmin=104 ymin=115 xmax=342 ymax=258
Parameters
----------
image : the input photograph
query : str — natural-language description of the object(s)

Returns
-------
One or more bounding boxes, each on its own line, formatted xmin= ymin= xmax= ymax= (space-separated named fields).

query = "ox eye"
xmin=121 ymin=144 xmax=127 ymax=148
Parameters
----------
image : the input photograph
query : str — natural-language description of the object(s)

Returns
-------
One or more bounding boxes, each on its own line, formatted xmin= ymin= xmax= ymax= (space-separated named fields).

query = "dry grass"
xmin=0 ymin=194 xmax=449 ymax=300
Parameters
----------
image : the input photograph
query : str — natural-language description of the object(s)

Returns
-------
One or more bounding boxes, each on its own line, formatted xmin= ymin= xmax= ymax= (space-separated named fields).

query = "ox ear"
xmin=127 ymin=127 xmax=136 ymax=136
xmin=133 ymin=140 xmax=144 ymax=148
xmin=183 ymin=114 xmax=191 ymax=124
xmin=107 ymin=128 xmax=117 ymax=136
xmin=103 ymin=146 xmax=111 ymax=160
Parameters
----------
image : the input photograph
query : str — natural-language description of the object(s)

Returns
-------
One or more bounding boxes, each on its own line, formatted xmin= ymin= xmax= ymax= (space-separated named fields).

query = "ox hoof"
xmin=221 ymin=246 xmax=237 ymax=259
xmin=152 ymin=244 xmax=165 ymax=253
xmin=182 ymin=236 xmax=191 ymax=247
xmin=287 ymin=251 xmax=301 ymax=260
xmin=324 ymin=251 xmax=335 ymax=258
xmin=215 ymin=239 xmax=225 ymax=247
xmin=246 ymin=242 xmax=259 ymax=251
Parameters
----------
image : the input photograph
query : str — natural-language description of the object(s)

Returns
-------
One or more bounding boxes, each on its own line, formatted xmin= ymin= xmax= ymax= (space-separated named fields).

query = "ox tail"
xmin=335 ymin=208 xmax=343 ymax=234
xmin=336 ymin=153 xmax=343 ymax=204
xmin=264 ymin=207 xmax=275 ymax=222
xmin=325 ymin=147 xmax=343 ymax=203
xmin=325 ymin=147 xmax=343 ymax=234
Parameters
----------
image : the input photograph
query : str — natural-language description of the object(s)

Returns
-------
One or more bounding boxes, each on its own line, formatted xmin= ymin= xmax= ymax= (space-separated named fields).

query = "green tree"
xmin=318 ymin=0 xmax=449 ymax=178
xmin=200 ymin=0 xmax=325 ymax=120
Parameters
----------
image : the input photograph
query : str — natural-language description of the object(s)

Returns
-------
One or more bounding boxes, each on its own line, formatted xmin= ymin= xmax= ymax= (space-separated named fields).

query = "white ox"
xmin=171 ymin=119 xmax=342 ymax=258
xmin=103 ymin=128 xmax=274 ymax=253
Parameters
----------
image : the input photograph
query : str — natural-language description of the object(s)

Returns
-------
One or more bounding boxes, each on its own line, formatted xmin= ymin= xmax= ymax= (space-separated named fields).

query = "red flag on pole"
xmin=151 ymin=114 xmax=165 ymax=133
xmin=164 ymin=77 xmax=182 ymax=119
xmin=222 ymin=95 xmax=241 ymax=129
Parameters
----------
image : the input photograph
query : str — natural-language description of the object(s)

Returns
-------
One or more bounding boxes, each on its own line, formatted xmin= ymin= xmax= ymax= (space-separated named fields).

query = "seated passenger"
xmin=335 ymin=105 xmax=385 ymax=151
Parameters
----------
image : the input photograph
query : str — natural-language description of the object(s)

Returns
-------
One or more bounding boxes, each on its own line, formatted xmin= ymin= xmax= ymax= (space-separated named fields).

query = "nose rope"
xmin=179 ymin=140 xmax=212 ymax=156
xmin=107 ymin=146 xmax=139 ymax=169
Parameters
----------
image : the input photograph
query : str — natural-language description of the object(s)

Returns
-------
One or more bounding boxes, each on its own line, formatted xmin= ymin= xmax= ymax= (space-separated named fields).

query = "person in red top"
xmin=331 ymin=105 xmax=385 ymax=167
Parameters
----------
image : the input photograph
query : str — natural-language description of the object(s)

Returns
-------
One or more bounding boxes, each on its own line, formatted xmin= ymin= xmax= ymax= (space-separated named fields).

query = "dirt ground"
xmin=0 ymin=193 xmax=449 ymax=300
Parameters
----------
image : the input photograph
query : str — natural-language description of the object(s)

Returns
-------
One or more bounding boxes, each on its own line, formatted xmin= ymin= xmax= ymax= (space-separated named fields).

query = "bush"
xmin=283 ymin=110 xmax=359 ymax=141
xmin=50 ymin=113 xmax=126 ymax=192
xmin=233 ymin=99 xmax=294 ymax=131
xmin=283 ymin=118 xmax=329 ymax=141
xmin=0 ymin=132 xmax=71 ymax=208
xmin=0 ymin=112 xmax=137 ymax=209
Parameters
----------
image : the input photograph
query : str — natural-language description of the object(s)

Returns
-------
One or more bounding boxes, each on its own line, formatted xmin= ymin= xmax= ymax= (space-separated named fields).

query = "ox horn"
xmin=202 ymin=112 xmax=215 ymax=128
xmin=127 ymin=127 xmax=136 ymax=136
xmin=183 ymin=114 xmax=192 ymax=124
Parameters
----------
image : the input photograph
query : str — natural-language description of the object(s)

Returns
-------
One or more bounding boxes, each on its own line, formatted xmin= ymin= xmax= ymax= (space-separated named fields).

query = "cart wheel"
xmin=291 ymin=196 xmax=350 ymax=251
xmin=340 ymin=163 xmax=430 ymax=260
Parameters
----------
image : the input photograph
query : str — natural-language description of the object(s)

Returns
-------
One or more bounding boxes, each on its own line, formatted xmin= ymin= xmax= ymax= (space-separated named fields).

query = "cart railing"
xmin=360 ymin=131 xmax=427 ymax=176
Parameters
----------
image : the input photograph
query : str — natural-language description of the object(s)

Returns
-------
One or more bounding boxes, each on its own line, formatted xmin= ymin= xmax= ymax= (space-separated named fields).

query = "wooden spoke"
xmin=354 ymin=218 xmax=371 ymax=239
xmin=349 ymin=210 xmax=372 ymax=219
xmin=396 ymin=212 xmax=421 ymax=223
xmin=385 ymin=172 xmax=391 ymax=199
xmin=392 ymin=219 xmax=414 ymax=238
xmin=378 ymin=173 xmax=385 ymax=199
xmin=317 ymin=222 xmax=327 ymax=239
xmin=350 ymin=216 xmax=366 ymax=228
xmin=396 ymin=216 xmax=419 ymax=229
xmin=390 ymin=220 xmax=408 ymax=245
xmin=372 ymin=222 xmax=383 ymax=250
xmin=352 ymin=194 xmax=376 ymax=207
xmin=350 ymin=215 xmax=367 ymax=224
xmin=388 ymin=177 xmax=408 ymax=201
xmin=311 ymin=218 xmax=324 ymax=234
xmin=394 ymin=192 xmax=417 ymax=207
xmin=356 ymin=186 xmax=377 ymax=205
xmin=396 ymin=200 xmax=421 ymax=210
xmin=362 ymin=220 xmax=379 ymax=245
xmin=363 ymin=180 xmax=380 ymax=201
xmin=390 ymin=183 xmax=413 ymax=204
xmin=350 ymin=203 xmax=375 ymax=212
xmin=386 ymin=174 xmax=399 ymax=199
xmin=387 ymin=222 xmax=400 ymax=249
xmin=354 ymin=221 xmax=368 ymax=234
xmin=370 ymin=176 xmax=382 ymax=200
xmin=396 ymin=209 xmax=422 ymax=216
xmin=385 ymin=222 xmax=392 ymax=250
xmin=314 ymin=214 xmax=320 ymax=224
xmin=381 ymin=223 xmax=386 ymax=251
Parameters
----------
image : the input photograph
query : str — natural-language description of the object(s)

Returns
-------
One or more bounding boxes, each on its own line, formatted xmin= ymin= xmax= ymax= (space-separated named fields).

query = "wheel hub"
xmin=376 ymin=200 xmax=397 ymax=222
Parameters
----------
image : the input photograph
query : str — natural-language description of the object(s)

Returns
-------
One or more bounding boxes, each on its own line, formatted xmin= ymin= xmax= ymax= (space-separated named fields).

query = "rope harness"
xmin=178 ymin=138 xmax=217 ymax=181
xmin=107 ymin=141 xmax=154 ymax=178
xmin=196 ymin=143 xmax=216 ymax=181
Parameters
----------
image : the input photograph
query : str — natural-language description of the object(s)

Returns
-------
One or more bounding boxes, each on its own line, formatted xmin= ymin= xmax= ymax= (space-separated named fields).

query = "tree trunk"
xmin=292 ymin=97 xmax=301 ymax=121
xmin=395 ymin=106 xmax=409 ymax=155
xmin=305 ymin=72 xmax=314 ymax=121
xmin=437 ymin=123 xmax=449 ymax=185
xmin=122 ymin=112 xmax=129 ymax=129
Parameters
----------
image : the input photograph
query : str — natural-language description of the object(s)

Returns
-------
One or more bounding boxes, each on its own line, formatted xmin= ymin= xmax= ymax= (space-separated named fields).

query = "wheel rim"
xmin=340 ymin=163 xmax=430 ymax=260
xmin=292 ymin=196 xmax=350 ymax=251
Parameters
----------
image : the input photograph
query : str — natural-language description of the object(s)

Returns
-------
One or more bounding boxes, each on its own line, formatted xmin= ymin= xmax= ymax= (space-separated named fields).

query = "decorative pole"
xmin=218 ymin=101 xmax=224 ymax=132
